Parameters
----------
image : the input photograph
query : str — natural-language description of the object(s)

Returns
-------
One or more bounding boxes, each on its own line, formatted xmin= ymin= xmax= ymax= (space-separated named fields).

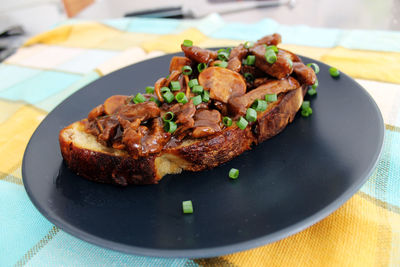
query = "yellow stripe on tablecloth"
xmin=95 ymin=32 xmax=160 ymax=50
xmin=0 ymin=100 xmax=25 ymax=124
xmin=218 ymin=193 xmax=398 ymax=267
xmin=141 ymin=28 xmax=207 ymax=53
xmin=321 ymin=47 xmax=400 ymax=84
xmin=24 ymin=23 xmax=122 ymax=49
xmin=0 ymin=105 xmax=46 ymax=174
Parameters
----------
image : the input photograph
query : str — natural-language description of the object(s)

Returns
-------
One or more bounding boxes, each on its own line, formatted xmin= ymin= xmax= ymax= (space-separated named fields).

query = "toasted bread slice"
xmin=59 ymin=86 xmax=304 ymax=186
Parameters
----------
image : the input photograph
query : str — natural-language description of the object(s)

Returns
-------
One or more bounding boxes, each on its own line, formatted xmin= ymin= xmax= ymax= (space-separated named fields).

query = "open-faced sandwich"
xmin=59 ymin=33 xmax=317 ymax=186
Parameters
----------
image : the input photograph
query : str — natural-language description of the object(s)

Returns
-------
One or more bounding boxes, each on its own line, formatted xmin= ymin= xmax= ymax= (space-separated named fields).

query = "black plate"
xmin=22 ymin=53 xmax=384 ymax=258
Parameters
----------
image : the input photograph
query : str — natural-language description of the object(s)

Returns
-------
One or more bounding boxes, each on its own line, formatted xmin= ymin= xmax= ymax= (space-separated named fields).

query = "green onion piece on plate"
xmin=163 ymin=91 xmax=175 ymax=103
xmin=246 ymin=108 xmax=257 ymax=122
xmin=160 ymin=87 xmax=170 ymax=94
xmin=306 ymin=63 xmax=320 ymax=74
xmin=229 ymin=168 xmax=239 ymax=179
xmin=170 ymin=81 xmax=181 ymax=91
xmin=182 ymin=65 xmax=192 ymax=75
xmin=145 ymin=86 xmax=155 ymax=94
xmin=265 ymin=45 xmax=278 ymax=53
xmin=182 ymin=200 xmax=193 ymax=214
xmin=307 ymin=88 xmax=317 ymax=96
xmin=197 ymin=63 xmax=207 ymax=73
xmin=311 ymin=79 xmax=319 ymax=90
xmin=175 ymin=92 xmax=188 ymax=104
xmin=301 ymin=100 xmax=310 ymax=109
xmin=192 ymin=85 xmax=204 ymax=95
xmin=223 ymin=116 xmax=233 ymax=127
xmin=164 ymin=121 xmax=177 ymax=133
xmin=244 ymin=41 xmax=254 ymax=49
xmin=217 ymin=50 xmax=229 ymax=61
xmin=251 ymin=99 xmax=267 ymax=111
xmin=329 ymin=67 xmax=340 ymax=77
xmin=162 ymin=111 xmax=174 ymax=122
xmin=191 ymin=95 xmax=202 ymax=105
xmin=214 ymin=61 xmax=228 ymax=68
xmin=182 ymin=39 xmax=193 ymax=47
xmin=202 ymin=90 xmax=210 ymax=102
xmin=265 ymin=49 xmax=277 ymax=64
xmin=133 ymin=93 xmax=146 ymax=104
xmin=265 ymin=94 xmax=277 ymax=102
xmin=245 ymin=55 xmax=256 ymax=66
xmin=188 ymin=79 xmax=198 ymax=88
xmin=236 ymin=116 xmax=248 ymax=130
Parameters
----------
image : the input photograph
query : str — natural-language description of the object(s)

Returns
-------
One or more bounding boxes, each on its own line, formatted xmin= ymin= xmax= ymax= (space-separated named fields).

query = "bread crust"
xmin=59 ymin=86 xmax=304 ymax=186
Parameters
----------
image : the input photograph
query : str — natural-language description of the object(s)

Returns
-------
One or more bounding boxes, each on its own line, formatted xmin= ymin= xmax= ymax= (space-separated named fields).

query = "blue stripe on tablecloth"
xmin=0 ymin=179 xmax=53 ymax=266
xmin=0 ymin=64 xmax=41 ymax=92
xmin=360 ymin=128 xmax=400 ymax=208
xmin=0 ymin=70 xmax=81 ymax=104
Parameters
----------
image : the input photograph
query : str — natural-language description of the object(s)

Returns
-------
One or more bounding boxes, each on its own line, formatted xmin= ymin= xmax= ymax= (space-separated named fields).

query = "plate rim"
xmin=22 ymin=53 xmax=385 ymax=258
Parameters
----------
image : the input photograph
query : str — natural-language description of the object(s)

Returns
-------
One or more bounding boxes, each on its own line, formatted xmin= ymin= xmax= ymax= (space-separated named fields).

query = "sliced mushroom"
xmin=154 ymin=77 xmax=167 ymax=102
xmin=255 ymin=33 xmax=282 ymax=46
xmin=192 ymin=109 xmax=222 ymax=138
xmin=88 ymin=104 xmax=105 ymax=120
xmin=228 ymin=77 xmax=300 ymax=116
xmin=292 ymin=62 xmax=317 ymax=85
xmin=181 ymin=45 xmax=217 ymax=63
xmin=198 ymin=67 xmax=246 ymax=103
xmin=227 ymin=57 xmax=242 ymax=72
xmin=169 ymin=56 xmax=192 ymax=73
xmin=103 ymin=95 xmax=129 ymax=115
xmin=251 ymin=45 xmax=293 ymax=79
xmin=229 ymin=44 xmax=247 ymax=61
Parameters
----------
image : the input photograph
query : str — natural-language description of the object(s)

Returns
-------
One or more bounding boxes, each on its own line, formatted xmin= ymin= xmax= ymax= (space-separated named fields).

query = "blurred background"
xmin=1 ymin=0 xmax=400 ymax=61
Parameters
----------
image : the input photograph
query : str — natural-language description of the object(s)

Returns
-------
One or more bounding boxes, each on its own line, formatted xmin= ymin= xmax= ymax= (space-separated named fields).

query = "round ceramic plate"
xmin=22 ymin=53 xmax=384 ymax=258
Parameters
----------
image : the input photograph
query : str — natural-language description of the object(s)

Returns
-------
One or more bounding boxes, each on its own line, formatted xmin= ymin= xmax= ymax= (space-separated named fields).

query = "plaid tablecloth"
xmin=1 ymin=14 xmax=399 ymax=266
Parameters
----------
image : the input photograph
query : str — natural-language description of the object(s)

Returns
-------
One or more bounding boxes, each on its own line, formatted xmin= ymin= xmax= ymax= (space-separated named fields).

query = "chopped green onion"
xmin=223 ymin=116 xmax=233 ymax=127
xmin=175 ymin=92 xmax=188 ymax=104
xmin=161 ymin=87 xmax=170 ymax=94
xmin=188 ymin=79 xmax=198 ymax=88
xmin=246 ymin=108 xmax=257 ymax=122
xmin=197 ymin=63 xmax=207 ymax=73
xmin=245 ymin=55 xmax=256 ymax=66
xmin=306 ymin=63 xmax=320 ymax=74
xmin=286 ymin=58 xmax=293 ymax=68
xmin=145 ymin=86 xmax=155 ymax=94
xmin=225 ymin=47 xmax=232 ymax=55
xmin=301 ymin=106 xmax=313 ymax=117
xmin=244 ymin=41 xmax=254 ymax=49
xmin=163 ymin=91 xmax=175 ymax=103
xmin=329 ymin=67 xmax=340 ymax=77
xmin=265 ymin=94 xmax=278 ymax=102
xmin=182 ymin=39 xmax=193 ymax=47
xmin=192 ymin=85 xmax=204 ymax=95
xmin=182 ymin=65 xmax=192 ymax=75
xmin=133 ymin=93 xmax=146 ymax=104
xmin=214 ymin=61 xmax=228 ymax=68
xmin=182 ymin=200 xmax=193 ymax=214
xmin=265 ymin=49 xmax=277 ymax=64
xmin=301 ymin=101 xmax=310 ymax=109
xmin=265 ymin=45 xmax=278 ymax=53
xmin=311 ymin=79 xmax=319 ymax=90
xmin=166 ymin=74 xmax=170 ymax=79
xmin=164 ymin=121 xmax=177 ymax=133
xmin=251 ymin=99 xmax=268 ymax=112
xmin=149 ymin=96 xmax=161 ymax=106
xmin=236 ymin=116 xmax=248 ymax=130
xmin=217 ymin=50 xmax=229 ymax=61
xmin=191 ymin=95 xmax=202 ymax=106
xmin=307 ymin=88 xmax=317 ymax=96
xmin=229 ymin=168 xmax=239 ymax=179
xmin=202 ymin=90 xmax=210 ymax=102
xmin=170 ymin=81 xmax=181 ymax=91
xmin=163 ymin=111 xmax=175 ymax=122
xmin=244 ymin=72 xmax=254 ymax=82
